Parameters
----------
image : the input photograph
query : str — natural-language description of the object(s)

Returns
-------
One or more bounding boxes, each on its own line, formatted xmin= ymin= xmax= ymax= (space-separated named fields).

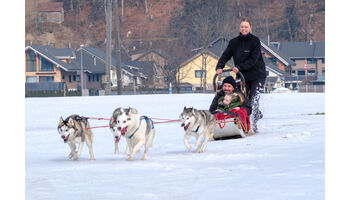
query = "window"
xmin=39 ymin=76 xmax=54 ymax=82
xmin=26 ymin=76 xmax=37 ymax=83
xmin=26 ymin=51 xmax=36 ymax=72
xmin=291 ymin=70 xmax=296 ymax=75
xmin=96 ymin=75 xmax=99 ymax=82
xmin=92 ymin=74 xmax=95 ymax=82
xmin=69 ymin=75 xmax=72 ymax=82
xmin=39 ymin=56 xmax=54 ymax=71
xmin=321 ymin=58 xmax=325 ymax=63
xmin=76 ymin=75 xmax=80 ymax=82
xmin=307 ymin=58 xmax=316 ymax=64
xmin=62 ymin=75 xmax=65 ymax=80
xmin=88 ymin=75 xmax=91 ymax=82
xmin=195 ymin=70 xmax=206 ymax=78
xmin=298 ymin=70 xmax=305 ymax=75
xmin=73 ymin=75 xmax=76 ymax=81
xmin=266 ymin=71 xmax=269 ymax=76
xmin=308 ymin=70 xmax=315 ymax=75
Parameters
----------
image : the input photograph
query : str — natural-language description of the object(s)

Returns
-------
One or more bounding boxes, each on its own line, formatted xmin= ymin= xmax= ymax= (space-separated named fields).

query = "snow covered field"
xmin=25 ymin=93 xmax=324 ymax=200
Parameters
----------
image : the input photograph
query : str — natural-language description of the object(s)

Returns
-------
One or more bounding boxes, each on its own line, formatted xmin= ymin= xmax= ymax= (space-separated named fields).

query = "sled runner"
xmin=212 ymin=70 xmax=251 ymax=140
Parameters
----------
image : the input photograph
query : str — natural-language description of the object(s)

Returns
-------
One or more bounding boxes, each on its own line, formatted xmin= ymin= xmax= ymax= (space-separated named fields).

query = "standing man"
xmin=215 ymin=18 xmax=266 ymax=133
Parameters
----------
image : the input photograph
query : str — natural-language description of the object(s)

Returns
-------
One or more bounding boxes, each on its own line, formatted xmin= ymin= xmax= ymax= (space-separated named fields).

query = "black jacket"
xmin=216 ymin=33 xmax=266 ymax=82
xmin=209 ymin=90 xmax=252 ymax=115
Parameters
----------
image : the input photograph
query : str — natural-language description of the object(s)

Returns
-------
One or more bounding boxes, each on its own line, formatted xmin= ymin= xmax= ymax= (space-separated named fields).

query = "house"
xmin=25 ymin=45 xmax=107 ymax=95
xmin=272 ymin=41 xmax=325 ymax=87
xmin=130 ymin=49 xmax=168 ymax=88
xmin=37 ymin=2 xmax=64 ymax=24
xmin=25 ymin=44 xmax=162 ymax=95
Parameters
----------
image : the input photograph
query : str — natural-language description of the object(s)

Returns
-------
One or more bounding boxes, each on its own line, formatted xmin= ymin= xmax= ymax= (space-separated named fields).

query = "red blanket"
xmin=215 ymin=108 xmax=250 ymax=132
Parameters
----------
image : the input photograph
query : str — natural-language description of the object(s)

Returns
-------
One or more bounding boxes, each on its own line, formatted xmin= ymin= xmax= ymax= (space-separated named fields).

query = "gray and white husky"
xmin=57 ymin=115 xmax=95 ymax=160
xmin=109 ymin=107 xmax=129 ymax=155
xmin=115 ymin=108 xmax=155 ymax=161
xmin=179 ymin=107 xmax=216 ymax=153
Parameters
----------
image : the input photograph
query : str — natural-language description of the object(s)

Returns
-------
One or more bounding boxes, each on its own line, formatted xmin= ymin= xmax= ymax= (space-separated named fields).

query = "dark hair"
xmin=240 ymin=18 xmax=252 ymax=26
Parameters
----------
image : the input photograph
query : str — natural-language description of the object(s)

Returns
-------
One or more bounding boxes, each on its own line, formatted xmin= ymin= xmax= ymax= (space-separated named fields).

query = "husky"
xmin=109 ymin=107 xmax=130 ymax=155
xmin=57 ymin=115 xmax=95 ymax=160
xmin=179 ymin=107 xmax=216 ymax=153
xmin=115 ymin=108 xmax=155 ymax=161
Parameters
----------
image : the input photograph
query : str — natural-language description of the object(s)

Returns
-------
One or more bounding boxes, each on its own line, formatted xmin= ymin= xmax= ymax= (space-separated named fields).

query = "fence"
xmin=298 ymin=85 xmax=325 ymax=93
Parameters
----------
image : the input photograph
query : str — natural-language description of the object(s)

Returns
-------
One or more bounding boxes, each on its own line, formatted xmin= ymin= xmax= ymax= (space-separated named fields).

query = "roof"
xmin=260 ymin=39 xmax=296 ymax=66
xmin=124 ymin=61 xmax=156 ymax=78
xmin=278 ymin=42 xmax=325 ymax=59
xmin=25 ymin=45 xmax=76 ymax=72
xmin=180 ymin=36 xmax=235 ymax=67
xmin=133 ymin=49 xmax=168 ymax=61
xmin=37 ymin=2 xmax=64 ymax=12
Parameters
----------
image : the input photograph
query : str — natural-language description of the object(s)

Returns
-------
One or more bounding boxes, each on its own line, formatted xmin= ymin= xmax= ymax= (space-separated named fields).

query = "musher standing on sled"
xmin=215 ymin=18 xmax=266 ymax=133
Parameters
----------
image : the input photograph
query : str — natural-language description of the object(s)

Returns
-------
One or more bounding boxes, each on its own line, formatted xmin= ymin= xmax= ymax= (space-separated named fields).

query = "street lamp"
xmin=80 ymin=44 xmax=84 ymax=95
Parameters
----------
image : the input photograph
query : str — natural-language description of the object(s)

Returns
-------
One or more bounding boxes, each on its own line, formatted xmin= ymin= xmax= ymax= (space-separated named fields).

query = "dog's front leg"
xmin=184 ymin=133 xmax=192 ymax=151
xmin=125 ymin=138 xmax=132 ymax=155
xmin=128 ymin=139 xmax=144 ymax=161
xmin=76 ymin=142 xmax=84 ymax=157
xmin=68 ymin=142 xmax=78 ymax=160
xmin=195 ymin=134 xmax=204 ymax=153
xmin=114 ymin=142 xmax=119 ymax=155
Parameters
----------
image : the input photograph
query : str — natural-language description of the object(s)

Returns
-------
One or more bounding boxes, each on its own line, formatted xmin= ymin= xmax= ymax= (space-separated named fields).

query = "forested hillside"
xmin=25 ymin=0 xmax=324 ymax=58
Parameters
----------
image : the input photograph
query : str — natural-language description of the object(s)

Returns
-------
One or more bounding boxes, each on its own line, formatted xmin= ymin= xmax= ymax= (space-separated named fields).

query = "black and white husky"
xmin=109 ymin=107 xmax=129 ymax=155
xmin=57 ymin=115 xmax=95 ymax=160
xmin=113 ymin=108 xmax=155 ymax=161
xmin=179 ymin=107 xmax=216 ymax=153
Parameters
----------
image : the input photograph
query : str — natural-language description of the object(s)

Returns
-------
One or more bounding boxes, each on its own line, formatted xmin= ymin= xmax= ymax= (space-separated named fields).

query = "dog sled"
xmin=212 ymin=70 xmax=251 ymax=140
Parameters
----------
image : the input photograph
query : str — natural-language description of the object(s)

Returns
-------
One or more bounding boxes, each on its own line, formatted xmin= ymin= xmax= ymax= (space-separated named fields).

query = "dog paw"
xmin=68 ymin=153 xmax=73 ymax=159
xmin=90 ymin=157 xmax=96 ymax=161
xmin=186 ymin=146 xmax=191 ymax=151
xmin=127 ymin=157 xmax=134 ymax=161
xmin=73 ymin=157 xmax=79 ymax=161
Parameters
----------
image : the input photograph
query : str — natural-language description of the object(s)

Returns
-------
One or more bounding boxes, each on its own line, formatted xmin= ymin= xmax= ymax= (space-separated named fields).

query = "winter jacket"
xmin=217 ymin=93 xmax=243 ymax=111
xmin=209 ymin=90 xmax=252 ymax=115
xmin=216 ymin=33 xmax=266 ymax=82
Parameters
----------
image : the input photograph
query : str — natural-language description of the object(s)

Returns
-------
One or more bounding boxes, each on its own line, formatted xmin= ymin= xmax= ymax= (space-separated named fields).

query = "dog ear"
xmin=59 ymin=117 xmax=64 ymax=124
xmin=183 ymin=106 xmax=186 ymax=111
xmin=68 ymin=118 xmax=75 ymax=126
xmin=130 ymin=108 xmax=138 ymax=114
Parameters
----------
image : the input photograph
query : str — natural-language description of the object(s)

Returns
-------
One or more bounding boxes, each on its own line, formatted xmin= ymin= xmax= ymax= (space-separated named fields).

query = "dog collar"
xmin=193 ymin=125 xmax=200 ymax=133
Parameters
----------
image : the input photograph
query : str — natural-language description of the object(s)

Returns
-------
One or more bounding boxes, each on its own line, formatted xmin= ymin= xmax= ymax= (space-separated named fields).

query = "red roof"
xmin=37 ymin=2 xmax=64 ymax=12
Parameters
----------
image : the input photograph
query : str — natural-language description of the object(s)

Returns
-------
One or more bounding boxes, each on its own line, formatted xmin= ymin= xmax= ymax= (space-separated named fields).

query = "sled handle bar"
xmin=212 ymin=69 xmax=246 ymax=96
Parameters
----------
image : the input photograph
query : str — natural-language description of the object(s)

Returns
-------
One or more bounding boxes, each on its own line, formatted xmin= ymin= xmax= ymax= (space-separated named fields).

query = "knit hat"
xmin=222 ymin=76 xmax=237 ymax=88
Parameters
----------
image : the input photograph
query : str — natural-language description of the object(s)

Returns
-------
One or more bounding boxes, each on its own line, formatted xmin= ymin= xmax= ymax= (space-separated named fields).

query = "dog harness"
xmin=128 ymin=116 xmax=154 ymax=139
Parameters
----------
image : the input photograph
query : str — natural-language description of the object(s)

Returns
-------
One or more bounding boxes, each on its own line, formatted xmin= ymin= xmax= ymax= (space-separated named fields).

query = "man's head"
xmin=222 ymin=76 xmax=236 ymax=94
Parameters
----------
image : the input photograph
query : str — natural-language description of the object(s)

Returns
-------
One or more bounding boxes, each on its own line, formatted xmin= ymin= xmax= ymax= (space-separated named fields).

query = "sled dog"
xmin=179 ymin=107 xmax=216 ymax=153
xmin=109 ymin=107 xmax=130 ymax=155
xmin=57 ymin=115 xmax=95 ymax=160
xmin=115 ymin=108 xmax=155 ymax=161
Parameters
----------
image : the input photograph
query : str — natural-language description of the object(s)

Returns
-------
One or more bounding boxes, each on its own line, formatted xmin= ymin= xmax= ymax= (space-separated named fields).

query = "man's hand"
xmin=216 ymin=69 xmax=223 ymax=75
xmin=233 ymin=67 xmax=239 ymax=73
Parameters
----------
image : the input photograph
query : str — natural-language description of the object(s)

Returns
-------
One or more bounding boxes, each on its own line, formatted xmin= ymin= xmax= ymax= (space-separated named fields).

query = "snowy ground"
xmin=25 ymin=93 xmax=324 ymax=200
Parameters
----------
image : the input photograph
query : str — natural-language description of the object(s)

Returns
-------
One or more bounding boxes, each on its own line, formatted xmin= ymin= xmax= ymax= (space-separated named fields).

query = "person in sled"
xmin=215 ymin=18 xmax=266 ymax=133
xmin=209 ymin=76 xmax=251 ymax=132
xmin=216 ymin=92 xmax=244 ymax=113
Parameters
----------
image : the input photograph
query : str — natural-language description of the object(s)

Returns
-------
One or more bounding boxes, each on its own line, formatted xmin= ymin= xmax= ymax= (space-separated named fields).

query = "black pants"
xmin=246 ymin=78 xmax=266 ymax=132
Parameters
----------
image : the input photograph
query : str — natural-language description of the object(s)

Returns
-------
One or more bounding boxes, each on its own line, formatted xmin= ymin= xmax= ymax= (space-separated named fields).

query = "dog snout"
xmin=61 ymin=135 xmax=65 ymax=139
